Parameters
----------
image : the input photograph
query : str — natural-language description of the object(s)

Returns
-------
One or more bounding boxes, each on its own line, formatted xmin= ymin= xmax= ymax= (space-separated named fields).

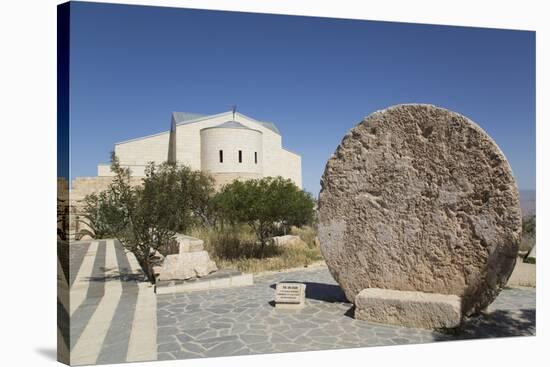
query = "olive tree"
xmin=81 ymin=152 xmax=216 ymax=279
xmin=215 ymin=176 xmax=315 ymax=257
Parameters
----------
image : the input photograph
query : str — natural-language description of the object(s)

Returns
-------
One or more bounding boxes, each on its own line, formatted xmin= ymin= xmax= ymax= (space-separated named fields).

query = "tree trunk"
xmin=141 ymin=256 xmax=154 ymax=284
xmin=260 ymin=239 xmax=265 ymax=259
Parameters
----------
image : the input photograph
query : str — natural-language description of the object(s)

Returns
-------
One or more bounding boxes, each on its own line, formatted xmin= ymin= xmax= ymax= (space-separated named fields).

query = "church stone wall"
xmin=114 ymin=131 xmax=170 ymax=166
xmin=200 ymin=126 xmax=263 ymax=175
xmin=276 ymin=149 xmax=302 ymax=188
xmin=95 ymin=111 xmax=302 ymax=189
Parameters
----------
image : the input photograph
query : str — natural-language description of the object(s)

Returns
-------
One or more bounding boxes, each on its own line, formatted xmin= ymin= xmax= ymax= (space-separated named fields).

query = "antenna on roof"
xmin=231 ymin=105 xmax=237 ymax=120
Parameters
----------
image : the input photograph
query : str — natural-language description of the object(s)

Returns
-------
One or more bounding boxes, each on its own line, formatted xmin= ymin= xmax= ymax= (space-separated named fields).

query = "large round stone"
xmin=318 ymin=104 xmax=522 ymax=316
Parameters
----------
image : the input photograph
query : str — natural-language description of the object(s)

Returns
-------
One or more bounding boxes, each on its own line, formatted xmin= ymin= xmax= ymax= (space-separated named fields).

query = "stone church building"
xmin=66 ymin=110 xmax=302 ymax=238
xmin=95 ymin=109 xmax=302 ymax=188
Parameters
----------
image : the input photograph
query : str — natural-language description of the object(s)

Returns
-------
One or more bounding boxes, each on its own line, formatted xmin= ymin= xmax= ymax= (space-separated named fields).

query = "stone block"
xmin=156 ymin=251 xmax=217 ymax=281
xmin=354 ymin=288 xmax=461 ymax=329
xmin=176 ymin=235 xmax=204 ymax=253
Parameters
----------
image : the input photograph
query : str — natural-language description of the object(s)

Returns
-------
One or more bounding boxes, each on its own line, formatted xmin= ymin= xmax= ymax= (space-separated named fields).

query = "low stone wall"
xmin=70 ymin=171 xmax=261 ymax=202
xmin=71 ymin=176 xmax=143 ymax=203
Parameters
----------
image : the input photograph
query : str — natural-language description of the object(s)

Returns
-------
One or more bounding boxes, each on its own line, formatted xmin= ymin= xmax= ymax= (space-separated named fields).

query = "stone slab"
xmin=354 ymin=288 xmax=461 ymax=329
xmin=275 ymin=283 xmax=305 ymax=309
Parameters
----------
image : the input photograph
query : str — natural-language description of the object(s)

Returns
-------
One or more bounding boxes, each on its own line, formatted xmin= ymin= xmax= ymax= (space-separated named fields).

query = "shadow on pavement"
xmin=270 ymin=281 xmax=349 ymax=303
xmin=436 ymin=308 xmax=536 ymax=340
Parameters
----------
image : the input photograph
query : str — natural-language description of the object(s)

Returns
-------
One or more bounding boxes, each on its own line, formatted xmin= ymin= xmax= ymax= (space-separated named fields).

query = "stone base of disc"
xmin=354 ymin=288 xmax=462 ymax=329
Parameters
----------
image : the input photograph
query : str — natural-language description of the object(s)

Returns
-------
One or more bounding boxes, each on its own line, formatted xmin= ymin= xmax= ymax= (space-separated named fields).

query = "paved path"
xmin=57 ymin=240 xmax=157 ymax=366
xmin=59 ymin=241 xmax=536 ymax=364
xmin=157 ymin=267 xmax=536 ymax=360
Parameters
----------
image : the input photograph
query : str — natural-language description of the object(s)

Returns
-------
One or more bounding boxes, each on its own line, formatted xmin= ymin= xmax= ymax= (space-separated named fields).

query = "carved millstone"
xmin=318 ymin=104 xmax=522 ymax=318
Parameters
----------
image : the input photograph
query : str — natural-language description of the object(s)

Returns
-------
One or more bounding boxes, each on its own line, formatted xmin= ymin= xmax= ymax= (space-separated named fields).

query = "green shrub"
xmin=214 ymin=176 xmax=316 ymax=257
xmin=81 ymin=153 xmax=216 ymax=279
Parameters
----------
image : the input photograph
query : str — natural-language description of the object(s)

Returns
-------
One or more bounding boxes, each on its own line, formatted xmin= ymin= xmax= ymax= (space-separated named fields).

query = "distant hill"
xmin=519 ymin=190 xmax=536 ymax=217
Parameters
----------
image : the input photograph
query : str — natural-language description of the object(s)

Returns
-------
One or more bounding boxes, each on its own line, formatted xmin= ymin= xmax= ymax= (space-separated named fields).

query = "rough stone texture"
xmin=156 ymin=234 xmax=218 ymax=281
xmin=318 ymin=104 xmax=522 ymax=316
xmin=354 ymin=288 xmax=461 ymax=329
xmin=157 ymin=252 xmax=218 ymax=281
xmin=175 ymin=235 xmax=205 ymax=253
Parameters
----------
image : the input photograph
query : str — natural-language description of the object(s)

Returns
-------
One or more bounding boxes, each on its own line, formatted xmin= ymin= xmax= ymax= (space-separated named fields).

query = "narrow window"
xmin=254 ymin=152 xmax=257 ymax=164
xmin=219 ymin=150 xmax=223 ymax=163
xmin=238 ymin=150 xmax=242 ymax=163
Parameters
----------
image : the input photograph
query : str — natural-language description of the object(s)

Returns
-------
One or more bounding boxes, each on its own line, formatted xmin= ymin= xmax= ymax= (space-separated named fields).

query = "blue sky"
xmin=69 ymin=2 xmax=536 ymax=195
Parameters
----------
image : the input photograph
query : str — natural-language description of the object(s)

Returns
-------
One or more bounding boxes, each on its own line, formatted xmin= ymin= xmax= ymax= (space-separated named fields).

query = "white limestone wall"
xmin=176 ymin=112 xmax=301 ymax=187
xmin=97 ymin=111 xmax=302 ymax=188
xmin=114 ymin=132 xmax=170 ymax=166
xmin=200 ymin=127 xmax=263 ymax=175
xmin=175 ymin=112 xmax=282 ymax=172
xmin=277 ymin=149 xmax=302 ymax=188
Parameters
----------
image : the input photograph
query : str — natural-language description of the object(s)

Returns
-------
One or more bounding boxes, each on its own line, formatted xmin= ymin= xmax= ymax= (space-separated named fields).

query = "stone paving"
xmin=157 ymin=267 xmax=536 ymax=360
xmin=62 ymin=239 xmax=536 ymax=364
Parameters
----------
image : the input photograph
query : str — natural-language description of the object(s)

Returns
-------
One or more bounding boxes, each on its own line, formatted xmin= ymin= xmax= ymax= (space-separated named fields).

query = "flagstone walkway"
xmin=59 ymin=240 xmax=536 ymax=364
xmin=156 ymin=267 xmax=536 ymax=360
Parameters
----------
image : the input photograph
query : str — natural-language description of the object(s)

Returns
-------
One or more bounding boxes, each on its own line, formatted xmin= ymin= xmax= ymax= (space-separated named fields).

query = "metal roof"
xmin=171 ymin=111 xmax=281 ymax=135
xmin=171 ymin=112 xmax=207 ymax=123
